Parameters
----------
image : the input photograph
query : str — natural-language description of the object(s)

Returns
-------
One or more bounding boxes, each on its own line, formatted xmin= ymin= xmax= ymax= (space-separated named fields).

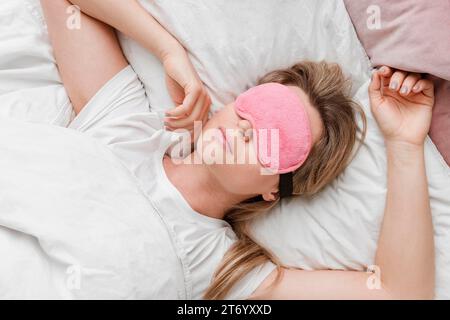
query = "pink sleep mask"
xmin=235 ymin=83 xmax=313 ymax=174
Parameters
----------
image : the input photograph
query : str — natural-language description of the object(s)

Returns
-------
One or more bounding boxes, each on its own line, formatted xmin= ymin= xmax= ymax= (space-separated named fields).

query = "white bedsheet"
xmin=0 ymin=0 xmax=188 ymax=299
xmin=0 ymin=0 xmax=449 ymax=299
xmin=0 ymin=0 xmax=73 ymax=126
xmin=0 ymin=118 xmax=186 ymax=299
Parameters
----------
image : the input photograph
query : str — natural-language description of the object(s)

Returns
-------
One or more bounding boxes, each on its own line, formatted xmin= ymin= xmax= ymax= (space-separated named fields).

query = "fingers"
xmin=369 ymin=70 xmax=382 ymax=96
xmin=368 ymin=66 xmax=434 ymax=112
xmin=369 ymin=69 xmax=387 ymax=105
xmin=399 ymin=73 xmax=421 ymax=96
xmin=379 ymin=66 xmax=429 ymax=98
xmin=165 ymin=93 xmax=210 ymax=129
xmin=413 ymin=79 xmax=435 ymax=99
xmin=369 ymin=66 xmax=394 ymax=99
xmin=388 ymin=70 xmax=408 ymax=92
xmin=379 ymin=66 xmax=394 ymax=79
xmin=165 ymin=84 xmax=202 ymax=117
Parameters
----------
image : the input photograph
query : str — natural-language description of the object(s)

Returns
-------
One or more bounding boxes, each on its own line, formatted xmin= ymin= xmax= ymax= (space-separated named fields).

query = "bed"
xmin=1 ymin=0 xmax=449 ymax=299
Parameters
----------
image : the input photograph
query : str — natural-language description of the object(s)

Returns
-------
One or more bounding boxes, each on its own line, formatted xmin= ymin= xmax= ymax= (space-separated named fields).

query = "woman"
xmin=40 ymin=0 xmax=435 ymax=299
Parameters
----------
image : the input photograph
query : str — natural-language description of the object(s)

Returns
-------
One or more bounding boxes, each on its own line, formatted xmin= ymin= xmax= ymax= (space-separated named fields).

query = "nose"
xmin=238 ymin=120 xmax=253 ymax=142
xmin=238 ymin=119 xmax=252 ymax=131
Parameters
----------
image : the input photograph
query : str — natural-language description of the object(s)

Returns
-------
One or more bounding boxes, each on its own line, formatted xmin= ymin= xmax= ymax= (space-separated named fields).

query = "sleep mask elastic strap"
xmin=279 ymin=172 xmax=293 ymax=199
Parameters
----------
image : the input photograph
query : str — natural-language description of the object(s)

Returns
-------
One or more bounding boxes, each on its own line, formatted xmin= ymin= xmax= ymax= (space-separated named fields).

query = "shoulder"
xmin=85 ymin=112 xmax=163 ymax=145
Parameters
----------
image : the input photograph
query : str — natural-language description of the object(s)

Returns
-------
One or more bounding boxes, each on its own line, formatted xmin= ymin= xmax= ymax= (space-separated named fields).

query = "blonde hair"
xmin=203 ymin=61 xmax=367 ymax=299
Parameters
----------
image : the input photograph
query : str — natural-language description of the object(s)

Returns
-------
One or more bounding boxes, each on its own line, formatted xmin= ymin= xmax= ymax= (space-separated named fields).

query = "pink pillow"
xmin=344 ymin=0 xmax=450 ymax=80
xmin=344 ymin=0 xmax=450 ymax=166
xmin=430 ymin=78 xmax=450 ymax=166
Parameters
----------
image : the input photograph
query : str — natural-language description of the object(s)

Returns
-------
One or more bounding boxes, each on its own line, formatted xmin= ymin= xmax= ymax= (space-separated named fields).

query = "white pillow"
xmin=119 ymin=0 xmax=372 ymax=111
xmin=119 ymin=0 xmax=450 ymax=298
xmin=0 ymin=0 xmax=73 ymax=127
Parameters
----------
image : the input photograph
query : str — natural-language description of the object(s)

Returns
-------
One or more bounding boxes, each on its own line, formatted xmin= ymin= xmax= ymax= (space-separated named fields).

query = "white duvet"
xmin=1 ymin=0 xmax=449 ymax=299
xmin=0 ymin=118 xmax=186 ymax=299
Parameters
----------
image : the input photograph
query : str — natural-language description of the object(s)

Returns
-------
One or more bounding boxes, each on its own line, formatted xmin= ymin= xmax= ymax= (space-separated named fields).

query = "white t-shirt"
xmin=68 ymin=66 xmax=276 ymax=299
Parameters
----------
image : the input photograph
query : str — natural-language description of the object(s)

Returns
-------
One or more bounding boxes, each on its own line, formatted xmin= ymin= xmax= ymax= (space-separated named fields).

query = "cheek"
xmin=247 ymin=139 xmax=259 ymax=165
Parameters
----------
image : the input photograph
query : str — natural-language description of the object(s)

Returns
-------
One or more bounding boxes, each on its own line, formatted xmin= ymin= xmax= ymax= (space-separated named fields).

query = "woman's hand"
xmin=66 ymin=0 xmax=211 ymax=132
xmin=369 ymin=66 xmax=435 ymax=147
xmin=162 ymin=49 xmax=211 ymax=131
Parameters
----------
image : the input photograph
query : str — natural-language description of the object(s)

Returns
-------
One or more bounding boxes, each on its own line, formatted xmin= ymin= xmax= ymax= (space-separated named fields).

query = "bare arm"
xmin=68 ymin=0 xmax=211 ymax=129
xmin=40 ymin=0 xmax=128 ymax=114
xmin=253 ymin=68 xmax=435 ymax=300
xmin=68 ymin=0 xmax=182 ymax=61
xmin=253 ymin=143 xmax=433 ymax=300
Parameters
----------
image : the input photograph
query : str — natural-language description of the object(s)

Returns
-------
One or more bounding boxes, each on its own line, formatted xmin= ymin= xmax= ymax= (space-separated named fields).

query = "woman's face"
xmin=196 ymin=86 xmax=323 ymax=201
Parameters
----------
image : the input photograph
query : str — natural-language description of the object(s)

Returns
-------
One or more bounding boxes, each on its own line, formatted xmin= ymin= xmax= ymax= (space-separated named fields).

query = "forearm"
xmin=375 ymin=141 xmax=435 ymax=299
xmin=68 ymin=0 xmax=184 ymax=60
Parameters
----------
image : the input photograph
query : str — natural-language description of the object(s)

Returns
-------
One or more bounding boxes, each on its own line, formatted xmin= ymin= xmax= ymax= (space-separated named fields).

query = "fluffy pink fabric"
xmin=235 ymin=83 xmax=312 ymax=174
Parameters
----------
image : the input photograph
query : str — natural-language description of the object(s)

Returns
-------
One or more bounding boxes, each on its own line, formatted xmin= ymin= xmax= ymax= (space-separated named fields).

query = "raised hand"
xmin=369 ymin=66 xmax=435 ymax=147
xmin=162 ymin=50 xmax=211 ymax=131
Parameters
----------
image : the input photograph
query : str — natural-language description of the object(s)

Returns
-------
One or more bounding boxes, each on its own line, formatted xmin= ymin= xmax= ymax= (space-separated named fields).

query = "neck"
xmin=163 ymin=153 xmax=250 ymax=220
